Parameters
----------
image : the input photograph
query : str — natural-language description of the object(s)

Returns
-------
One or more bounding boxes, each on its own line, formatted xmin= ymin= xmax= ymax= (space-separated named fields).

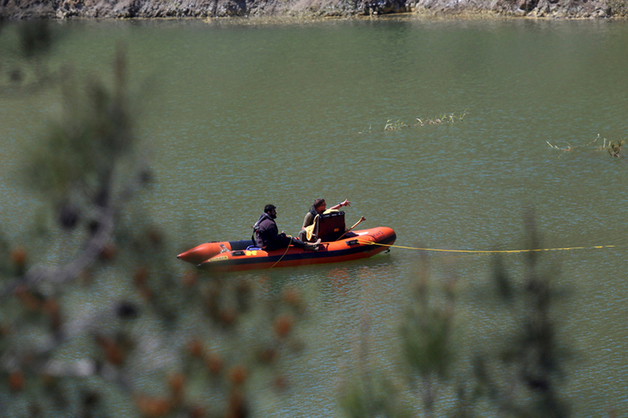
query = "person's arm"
xmin=302 ymin=212 xmax=314 ymax=229
xmin=330 ymin=199 xmax=350 ymax=210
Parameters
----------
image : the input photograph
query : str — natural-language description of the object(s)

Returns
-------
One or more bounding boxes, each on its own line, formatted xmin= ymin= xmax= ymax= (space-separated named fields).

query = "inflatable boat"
xmin=177 ymin=212 xmax=396 ymax=273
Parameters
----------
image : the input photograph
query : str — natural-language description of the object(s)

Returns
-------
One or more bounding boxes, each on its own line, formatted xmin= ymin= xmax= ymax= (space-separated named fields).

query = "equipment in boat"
xmin=177 ymin=211 xmax=396 ymax=272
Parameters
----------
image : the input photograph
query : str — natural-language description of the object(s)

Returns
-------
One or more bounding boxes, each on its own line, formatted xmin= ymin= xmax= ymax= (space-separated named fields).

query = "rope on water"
xmin=357 ymin=240 xmax=621 ymax=255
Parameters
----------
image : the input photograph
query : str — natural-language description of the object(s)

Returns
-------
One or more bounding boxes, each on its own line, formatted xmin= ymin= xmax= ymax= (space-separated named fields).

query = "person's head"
xmin=264 ymin=204 xmax=277 ymax=219
xmin=313 ymin=198 xmax=326 ymax=214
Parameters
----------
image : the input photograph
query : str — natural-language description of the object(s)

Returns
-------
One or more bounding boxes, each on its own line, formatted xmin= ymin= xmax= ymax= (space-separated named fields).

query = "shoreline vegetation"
xmin=1 ymin=0 xmax=628 ymax=21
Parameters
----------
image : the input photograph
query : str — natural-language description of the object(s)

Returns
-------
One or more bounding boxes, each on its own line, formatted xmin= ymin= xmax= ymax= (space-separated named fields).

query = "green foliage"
xmin=0 ymin=19 xmax=57 ymax=89
xmin=340 ymin=370 xmax=413 ymax=418
xmin=403 ymin=309 xmax=454 ymax=379
xmin=400 ymin=257 xmax=460 ymax=416
xmin=402 ymin=260 xmax=457 ymax=380
xmin=18 ymin=19 xmax=53 ymax=59
xmin=339 ymin=315 xmax=415 ymax=418
xmin=25 ymin=50 xmax=134 ymax=211
xmin=1 ymin=40 xmax=307 ymax=418
xmin=340 ymin=216 xmax=572 ymax=418
xmin=472 ymin=213 xmax=571 ymax=417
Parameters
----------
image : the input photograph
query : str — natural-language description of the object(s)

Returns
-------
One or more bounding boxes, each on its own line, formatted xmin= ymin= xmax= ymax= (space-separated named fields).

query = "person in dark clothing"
xmin=253 ymin=204 xmax=320 ymax=252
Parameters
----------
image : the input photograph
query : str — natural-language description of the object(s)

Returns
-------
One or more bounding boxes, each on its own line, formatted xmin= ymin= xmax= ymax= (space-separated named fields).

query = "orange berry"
xmin=227 ymin=389 xmax=248 ymax=418
xmin=10 ymin=247 xmax=27 ymax=269
xmin=133 ymin=267 xmax=149 ymax=287
xmin=189 ymin=405 xmax=206 ymax=418
xmin=283 ymin=288 xmax=301 ymax=307
xmin=14 ymin=285 xmax=41 ymax=311
xmin=168 ymin=372 xmax=185 ymax=397
xmin=43 ymin=298 xmax=62 ymax=331
xmin=274 ymin=375 xmax=289 ymax=391
xmin=187 ymin=338 xmax=204 ymax=358
xmin=148 ymin=228 xmax=163 ymax=245
xmin=181 ymin=271 xmax=198 ymax=287
xmin=228 ymin=365 xmax=248 ymax=386
xmin=0 ymin=324 xmax=11 ymax=336
xmin=99 ymin=243 xmax=117 ymax=261
xmin=205 ymin=353 xmax=222 ymax=376
xmin=136 ymin=396 xmax=172 ymax=417
xmin=42 ymin=298 xmax=60 ymax=316
xmin=97 ymin=336 xmax=125 ymax=365
xmin=107 ymin=346 xmax=125 ymax=365
xmin=219 ymin=308 xmax=237 ymax=326
xmin=274 ymin=315 xmax=294 ymax=338
xmin=8 ymin=371 xmax=25 ymax=392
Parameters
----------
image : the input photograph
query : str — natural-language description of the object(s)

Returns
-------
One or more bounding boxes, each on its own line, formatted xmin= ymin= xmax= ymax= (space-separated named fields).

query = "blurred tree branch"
xmin=2 ymin=44 xmax=138 ymax=298
xmin=473 ymin=211 xmax=571 ymax=418
xmin=340 ymin=216 xmax=572 ymax=418
xmin=0 ymin=19 xmax=58 ymax=94
xmin=1 ymin=26 xmax=306 ymax=417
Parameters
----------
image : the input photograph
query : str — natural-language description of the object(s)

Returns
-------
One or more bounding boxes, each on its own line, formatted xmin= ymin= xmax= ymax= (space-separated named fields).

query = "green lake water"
xmin=1 ymin=17 xmax=628 ymax=416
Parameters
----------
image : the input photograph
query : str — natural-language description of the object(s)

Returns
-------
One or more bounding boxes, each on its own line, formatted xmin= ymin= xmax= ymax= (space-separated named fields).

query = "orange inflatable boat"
xmin=177 ymin=212 xmax=396 ymax=273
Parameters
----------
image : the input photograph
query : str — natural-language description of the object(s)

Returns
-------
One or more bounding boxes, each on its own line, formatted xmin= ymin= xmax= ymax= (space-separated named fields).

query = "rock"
xmin=0 ymin=0 xmax=618 ymax=19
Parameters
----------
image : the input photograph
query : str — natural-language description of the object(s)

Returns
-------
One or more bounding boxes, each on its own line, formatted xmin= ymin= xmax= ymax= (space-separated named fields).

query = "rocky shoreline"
xmin=1 ymin=0 xmax=627 ymax=21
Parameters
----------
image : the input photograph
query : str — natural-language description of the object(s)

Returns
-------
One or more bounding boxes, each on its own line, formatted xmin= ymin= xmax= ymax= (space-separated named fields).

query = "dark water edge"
xmin=2 ymin=0 xmax=628 ymax=21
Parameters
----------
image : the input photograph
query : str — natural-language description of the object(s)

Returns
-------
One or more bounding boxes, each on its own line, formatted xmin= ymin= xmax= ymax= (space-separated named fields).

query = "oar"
xmin=336 ymin=216 xmax=366 ymax=241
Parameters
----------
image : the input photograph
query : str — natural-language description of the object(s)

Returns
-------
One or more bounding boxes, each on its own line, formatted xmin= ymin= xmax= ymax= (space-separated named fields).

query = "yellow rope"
xmin=268 ymin=235 xmax=295 ymax=269
xmin=357 ymin=240 xmax=619 ymax=255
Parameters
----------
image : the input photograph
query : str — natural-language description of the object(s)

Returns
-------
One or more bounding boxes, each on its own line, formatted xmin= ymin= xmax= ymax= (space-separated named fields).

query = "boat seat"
xmin=314 ymin=210 xmax=346 ymax=242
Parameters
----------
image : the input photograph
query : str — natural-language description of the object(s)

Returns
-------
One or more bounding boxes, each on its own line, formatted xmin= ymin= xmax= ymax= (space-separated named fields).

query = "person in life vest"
xmin=299 ymin=198 xmax=350 ymax=242
xmin=253 ymin=204 xmax=320 ymax=252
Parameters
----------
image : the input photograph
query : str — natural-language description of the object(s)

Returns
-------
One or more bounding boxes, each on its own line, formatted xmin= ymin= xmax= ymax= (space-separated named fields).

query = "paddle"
xmin=335 ymin=216 xmax=366 ymax=241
